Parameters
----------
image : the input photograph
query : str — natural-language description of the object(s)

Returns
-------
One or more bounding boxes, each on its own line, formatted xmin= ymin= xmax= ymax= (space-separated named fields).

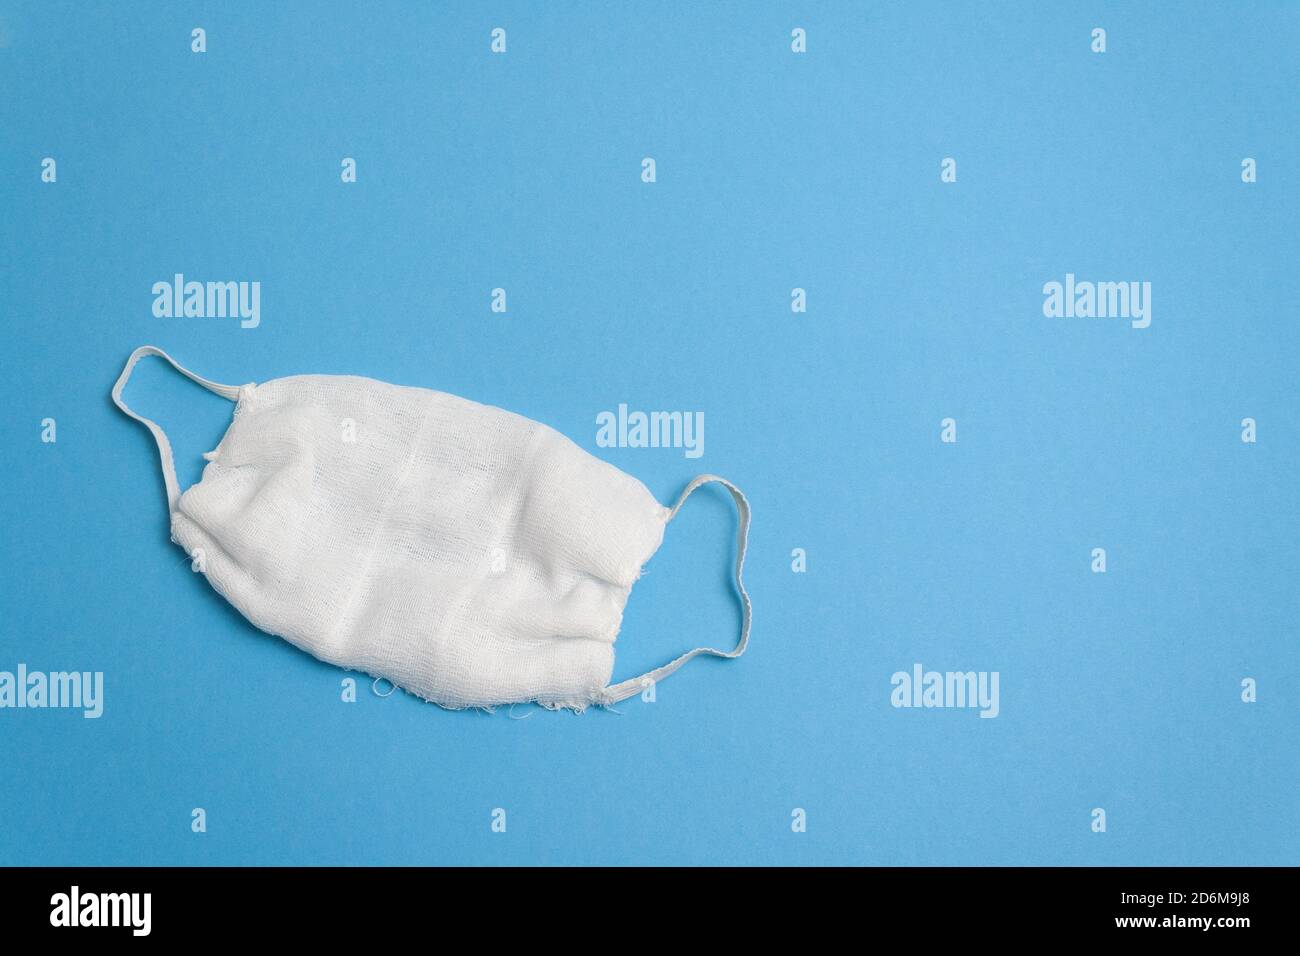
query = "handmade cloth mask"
xmin=112 ymin=346 xmax=751 ymax=710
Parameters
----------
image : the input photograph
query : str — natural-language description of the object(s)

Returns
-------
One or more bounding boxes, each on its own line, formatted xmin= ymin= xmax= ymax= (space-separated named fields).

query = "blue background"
xmin=2 ymin=2 xmax=1296 ymax=866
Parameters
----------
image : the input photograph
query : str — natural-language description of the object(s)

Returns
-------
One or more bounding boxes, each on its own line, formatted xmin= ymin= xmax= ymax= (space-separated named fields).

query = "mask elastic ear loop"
xmin=111 ymin=346 xmax=244 ymax=513
xmin=599 ymin=474 xmax=752 ymax=705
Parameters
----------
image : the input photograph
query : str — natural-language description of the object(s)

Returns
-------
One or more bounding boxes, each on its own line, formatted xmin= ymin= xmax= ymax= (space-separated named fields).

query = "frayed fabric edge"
xmin=364 ymin=671 xmax=613 ymax=715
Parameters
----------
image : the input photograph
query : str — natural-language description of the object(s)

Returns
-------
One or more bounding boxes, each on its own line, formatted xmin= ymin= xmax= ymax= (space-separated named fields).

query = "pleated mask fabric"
xmin=111 ymin=346 xmax=751 ymax=711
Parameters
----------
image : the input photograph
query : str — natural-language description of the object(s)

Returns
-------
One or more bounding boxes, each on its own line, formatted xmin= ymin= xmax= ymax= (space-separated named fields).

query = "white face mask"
xmin=112 ymin=346 xmax=751 ymax=710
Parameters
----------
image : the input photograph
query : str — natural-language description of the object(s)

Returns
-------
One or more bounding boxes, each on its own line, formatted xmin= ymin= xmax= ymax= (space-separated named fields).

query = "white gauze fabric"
xmin=111 ymin=346 xmax=751 ymax=711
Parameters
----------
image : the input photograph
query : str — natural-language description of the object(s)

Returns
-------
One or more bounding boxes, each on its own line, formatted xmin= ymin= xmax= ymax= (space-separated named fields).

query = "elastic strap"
xmin=600 ymin=474 xmax=752 ymax=705
xmin=111 ymin=346 xmax=243 ymax=513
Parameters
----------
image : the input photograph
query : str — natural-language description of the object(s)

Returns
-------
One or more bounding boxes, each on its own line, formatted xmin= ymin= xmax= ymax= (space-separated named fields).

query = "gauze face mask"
xmin=111 ymin=346 xmax=751 ymax=711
